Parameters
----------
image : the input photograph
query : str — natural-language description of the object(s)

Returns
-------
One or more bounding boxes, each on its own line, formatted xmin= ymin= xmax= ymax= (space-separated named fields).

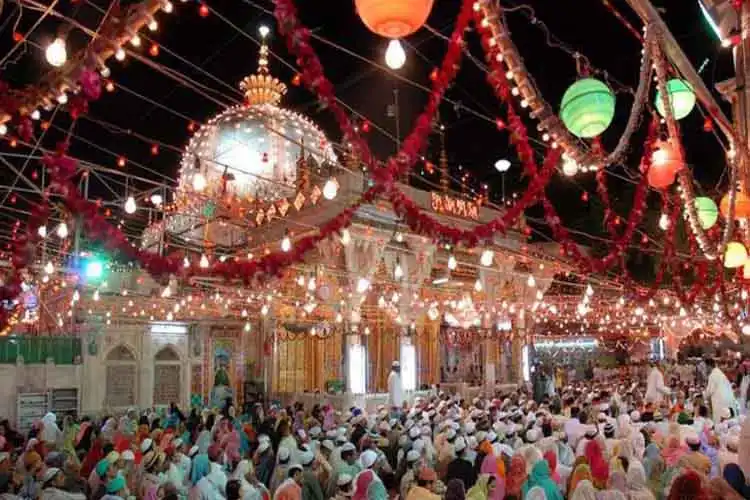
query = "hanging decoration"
xmin=655 ymin=79 xmax=696 ymax=120
xmin=720 ymin=186 xmax=750 ymax=219
xmin=724 ymin=241 xmax=748 ymax=269
xmin=691 ymin=197 xmax=719 ymax=229
xmin=354 ymin=0 xmax=434 ymax=39
xmin=647 ymin=139 xmax=683 ymax=189
xmin=560 ymin=78 xmax=616 ymax=138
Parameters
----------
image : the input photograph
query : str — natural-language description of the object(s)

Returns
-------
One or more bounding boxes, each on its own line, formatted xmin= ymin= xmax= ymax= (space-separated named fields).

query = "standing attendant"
xmin=704 ymin=358 xmax=737 ymax=422
xmin=387 ymin=362 xmax=404 ymax=412
xmin=645 ymin=362 xmax=670 ymax=405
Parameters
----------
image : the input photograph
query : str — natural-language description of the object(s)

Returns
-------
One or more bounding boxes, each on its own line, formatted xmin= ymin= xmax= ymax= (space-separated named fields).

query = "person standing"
xmin=387 ymin=362 xmax=404 ymax=412
xmin=704 ymin=358 xmax=737 ymax=422
xmin=737 ymin=360 xmax=750 ymax=415
xmin=645 ymin=362 xmax=671 ymax=405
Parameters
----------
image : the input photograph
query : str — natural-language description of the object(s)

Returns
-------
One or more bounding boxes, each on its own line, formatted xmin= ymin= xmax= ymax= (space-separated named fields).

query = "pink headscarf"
xmin=353 ymin=470 xmax=375 ymax=500
xmin=480 ymin=453 xmax=505 ymax=500
xmin=220 ymin=427 xmax=241 ymax=465
xmin=323 ymin=406 xmax=335 ymax=431
xmin=544 ymin=450 xmax=561 ymax=485
xmin=661 ymin=435 xmax=686 ymax=467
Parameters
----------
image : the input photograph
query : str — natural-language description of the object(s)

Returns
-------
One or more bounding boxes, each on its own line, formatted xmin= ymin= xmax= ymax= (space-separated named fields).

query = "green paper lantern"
xmin=655 ymin=79 xmax=695 ymax=120
xmin=560 ymin=78 xmax=616 ymax=138
xmin=693 ymin=196 xmax=718 ymax=229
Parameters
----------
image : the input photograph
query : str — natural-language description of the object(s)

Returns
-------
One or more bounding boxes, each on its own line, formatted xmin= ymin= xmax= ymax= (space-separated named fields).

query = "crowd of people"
xmin=0 ymin=358 xmax=748 ymax=500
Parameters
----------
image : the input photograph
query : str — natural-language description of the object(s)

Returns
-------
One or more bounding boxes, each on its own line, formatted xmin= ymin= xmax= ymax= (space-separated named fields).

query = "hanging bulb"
xmin=448 ymin=255 xmax=457 ymax=270
xmin=115 ymin=47 xmax=126 ymax=61
xmin=323 ymin=177 xmax=338 ymax=200
xmin=307 ymin=277 xmax=317 ymax=291
xmin=37 ymin=225 xmax=47 ymax=238
xmin=474 ymin=279 xmax=483 ymax=292
xmin=244 ymin=322 xmax=251 ymax=332
xmin=56 ymin=222 xmax=69 ymax=239
xmin=385 ymin=39 xmax=406 ymax=70
xmin=162 ymin=1 xmax=174 ymax=13
xmin=124 ymin=196 xmax=137 ymax=214
xmin=130 ymin=35 xmax=141 ymax=47
xmin=44 ymin=262 xmax=54 ymax=275
xmin=192 ymin=172 xmax=206 ymax=192
xmin=335 ymin=312 xmax=343 ymax=323
xmin=480 ymin=250 xmax=494 ymax=267
xmin=261 ymin=304 xmax=269 ymax=316
xmin=183 ymin=256 xmax=190 ymax=268
xmin=45 ymin=37 xmax=67 ymax=67
xmin=394 ymin=262 xmax=404 ymax=280
xmin=199 ymin=254 xmax=209 ymax=268
xmin=281 ymin=235 xmax=292 ymax=252
xmin=356 ymin=277 xmax=370 ymax=294
xmin=93 ymin=290 xmax=100 ymax=301
xmin=148 ymin=19 xmax=158 ymax=31
xmin=150 ymin=194 xmax=163 ymax=206
xmin=340 ymin=229 xmax=351 ymax=246
xmin=72 ymin=290 xmax=80 ymax=302
xmin=658 ymin=213 xmax=670 ymax=231
xmin=586 ymin=284 xmax=594 ymax=297
xmin=527 ymin=275 xmax=536 ymax=287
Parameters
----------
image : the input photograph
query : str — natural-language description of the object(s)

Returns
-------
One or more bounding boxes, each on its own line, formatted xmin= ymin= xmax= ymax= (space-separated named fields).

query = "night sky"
xmin=0 ymin=0 xmax=738 ymax=269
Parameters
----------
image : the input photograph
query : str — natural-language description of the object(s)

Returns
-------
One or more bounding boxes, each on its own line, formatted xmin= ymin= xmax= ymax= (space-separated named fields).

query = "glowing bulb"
xmin=480 ymin=250 xmax=494 ymax=267
xmin=72 ymin=290 xmax=80 ymax=302
xmin=93 ymin=290 xmax=100 ymax=301
xmin=586 ymin=284 xmax=594 ymax=297
xmin=199 ymin=254 xmax=209 ymax=268
xmin=148 ymin=19 xmax=158 ymax=31
xmin=341 ymin=229 xmax=351 ymax=246
xmin=192 ymin=172 xmax=206 ymax=192
xmin=448 ymin=255 xmax=457 ymax=270
xmin=183 ymin=257 xmax=190 ymax=268
xmin=30 ymin=110 xmax=40 ymax=120
xmin=323 ymin=177 xmax=338 ymax=200
xmin=394 ymin=263 xmax=404 ymax=280
xmin=335 ymin=312 xmax=343 ymax=323
xmin=115 ymin=48 xmax=126 ymax=61
xmin=562 ymin=156 xmax=579 ymax=177
xmin=495 ymin=159 xmax=511 ymax=172
xmin=44 ymin=262 xmax=54 ymax=274
xmin=150 ymin=194 xmax=163 ymax=206
xmin=57 ymin=93 xmax=68 ymax=104
xmin=474 ymin=279 xmax=483 ymax=292
xmin=162 ymin=1 xmax=174 ymax=13
xmin=527 ymin=275 xmax=536 ymax=287
xmin=244 ymin=322 xmax=251 ymax=332
xmin=743 ymin=324 xmax=750 ymax=336
xmin=130 ymin=35 xmax=141 ymax=47
xmin=0 ymin=124 xmax=6 ymax=136
xmin=261 ymin=304 xmax=269 ymax=316
xmin=658 ymin=213 xmax=669 ymax=230
xmin=124 ymin=196 xmax=137 ymax=214
xmin=37 ymin=225 xmax=47 ymax=238
xmin=356 ymin=277 xmax=370 ymax=294
xmin=259 ymin=25 xmax=270 ymax=38
xmin=281 ymin=235 xmax=291 ymax=252
xmin=385 ymin=39 xmax=406 ymax=70
xmin=56 ymin=222 xmax=68 ymax=239
xmin=307 ymin=277 xmax=316 ymax=291
xmin=45 ymin=37 xmax=67 ymax=67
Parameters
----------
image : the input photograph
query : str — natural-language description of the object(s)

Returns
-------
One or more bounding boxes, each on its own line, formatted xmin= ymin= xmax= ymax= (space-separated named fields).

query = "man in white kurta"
xmin=645 ymin=362 xmax=671 ymax=405
xmin=704 ymin=358 xmax=737 ymax=422
xmin=387 ymin=361 xmax=404 ymax=411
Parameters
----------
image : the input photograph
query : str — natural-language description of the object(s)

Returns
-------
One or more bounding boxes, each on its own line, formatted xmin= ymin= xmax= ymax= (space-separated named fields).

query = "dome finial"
xmin=240 ymin=25 xmax=287 ymax=106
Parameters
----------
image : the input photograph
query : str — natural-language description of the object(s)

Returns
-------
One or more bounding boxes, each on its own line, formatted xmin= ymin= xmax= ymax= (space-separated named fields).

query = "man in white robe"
xmin=704 ymin=358 xmax=737 ymax=422
xmin=645 ymin=362 xmax=671 ymax=405
xmin=387 ymin=361 xmax=404 ymax=411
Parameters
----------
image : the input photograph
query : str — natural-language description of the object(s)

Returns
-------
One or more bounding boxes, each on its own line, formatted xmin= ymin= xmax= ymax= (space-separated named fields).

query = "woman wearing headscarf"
xmin=543 ymin=450 xmax=561 ymax=487
xmin=40 ymin=413 xmax=62 ymax=450
xmin=625 ymin=461 xmax=656 ymax=500
xmin=706 ymin=477 xmax=744 ymax=500
xmin=189 ymin=454 xmax=222 ymax=500
xmin=80 ymin=434 xmax=104 ymax=480
xmin=569 ymin=479 xmax=597 ymax=500
xmin=100 ymin=419 xmax=118 ymax=444
xmin=521 ymin=460 xmax=563 ymax=500
xmin=660 ymin=436 xmax=685 ymax=468
xmin=567 ymin=463 xmax=593 ymax=496
xmin=255 ymin=440 xmax=275 ymax=489
xmin=525 ymin=486 xmax=548 ymax=500
xmin=583 ymin=440 xmax=609 ymax=489
xmin=444 ymin=479 xmax=464 ymax=500
xmin=351 ymin=469 xmax=386 ymax=500
xmin=478 ymin=451 xmax=503 ymax=500
xmin=666 ymin=470 xmax=706 ymax=500
xmin=503 ymin=455 xmax=526 ymax=500
xmin=61 ymin=416 xmax=79 ymax=465
xmin=464 ymin=474 xmax=494 ymax=500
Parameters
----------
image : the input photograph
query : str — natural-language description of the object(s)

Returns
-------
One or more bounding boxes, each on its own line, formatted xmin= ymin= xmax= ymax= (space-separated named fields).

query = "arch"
xmin=154 ymin=345 xmax=180 ymax=362
xmin=106 ymin=344 xmax=136 ymax=362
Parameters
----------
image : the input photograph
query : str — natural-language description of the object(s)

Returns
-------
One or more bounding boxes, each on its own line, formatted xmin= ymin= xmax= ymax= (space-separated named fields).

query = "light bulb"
xmin=385 ymin=39 xmax=406 ymax=70
xmin=323 ymin=177 xmax=338 ymax=200
xmin=335 ymin=312 xmax=343 ymax=323
xmin=31 ymin=110 xmax=40 ymax=120
xmin=148 ymin=19 xmax=158 ymax=31
xmin=124 ymin=196 xmax=137 ymax=214
xmin=192 ymin=172 xmax=206 ymax=192
xmin=56 ymin=222 xmax=68 ymax=239
xmin=281 ymin=236 xmax=291 ymax=252
xmin=480 ymin=250 xmax=494 ymax=266
xmin=199 ymin=254 xmax=209 ymax=268
xmin=394 ymin=263 xmax=404 ymax=280
xmin=57 ymin=93 xmax=68 ymax=104
xmin=93 ymin=290 xmax=100 ymax=301
xmin=340 ymin=229 xmax=351 ymax=246
xmin=527 ymin=275 xmax=536 ymax=287
xmin=37 ymin=225 xmax=47 ymax=238
xmin=244 ymin=322 xmax=251 ymax=332
xmin=474 ymin=279 xmax=483 ymax=292
xmin=44 ymin=262 xmax=54 ymax=274
xmin=261 ymin=304 xmax=269 ymax=316
xmin=562 ymin=156 xmax=579 ymax=177
xmin=307 ymin=277 xmax=316 ymax=291
xmin=115 ymin=48 xmax=126 ymax=61
xmin=130 ymin=35 xmax=141 ymax=47
xmin=658 ymin=213 xmax=669 ymax=231
xmin=0 ymin=124 xmax=6 ymax=136
xmin=150 ymin=194 xmax=163 ymax=206
xmin=183 ymin=256 xmax=190 ymax=268
xmin=356 ymin=277 xmax=370 ymax=294
xmin=495 ymin=159 xmax=511 ymax=172
xmin=448 ymin=255 xmax=457 ymax=270
xmin=586 ymin=284 xmax=594 ymax=297
xmin=162 ymin=1 xmax=174 ymax=13
xmin=259 ymin=25 xmax=270 ymax=38
xmin=45 ymin=37 xmax=67 ymax=67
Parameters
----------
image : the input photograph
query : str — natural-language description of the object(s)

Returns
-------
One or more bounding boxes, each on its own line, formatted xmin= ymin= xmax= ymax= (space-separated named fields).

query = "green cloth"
xmin=301 ymin=470 xmax=324 ymax=500
xmin=522 ymin=460 xmax=563 ymax=500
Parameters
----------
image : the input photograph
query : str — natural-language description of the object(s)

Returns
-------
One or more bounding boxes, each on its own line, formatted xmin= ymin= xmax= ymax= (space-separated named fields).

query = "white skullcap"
xmin=487 ymin=431 xmax=498 ymax=443
xmin=321 ymin=440 xmax=335 ymax=452
xmin=421 ymin=425 xmax=431 ymax=436
xmin=409 ymin=426 xmax=420 ymax=439
xmin=446 ymin=428 xmax=457 ymax=440
xmin=721 ymin=408 xmax=732 ymax=420
xmin=412 ymin=438 xmax=425 ymax=452
xmin=630 ymin=411 xmax=641 ymax=422
xmin=140 ymin=438 xmax=153 ymax=453
xmin=278 ymin=447 xmax=291 ymax=462
xmin=337 ymin=474 xmax=353 ymax=487
xmin=467 ymin=436 xmax=478 ymax=450
xmin=360 ymin=450 xmax=378 ymax=469
xmin=309 ymin=426 xmax=322 ymax=437
xmin=258 ymin=441 xmax=270 ymax=453
xmin=259 ymin=434 xmax=271 ymax=444
xmin=341 ymin=443 xmax=356 ymax=453
xmin=406 ymin=449 xmax=421 ymax=463
xmin=526 ymin=428 xmax=541 ymax=443
xmin=454 ymin=437 xmax=467 ymax=452
xmin=299 ymin=449 xmax=315 ymax=466
xmin=464 ymin=421 xmax=476 ymax=434
xmin=121 ymin=450 xmax=135 ymax=461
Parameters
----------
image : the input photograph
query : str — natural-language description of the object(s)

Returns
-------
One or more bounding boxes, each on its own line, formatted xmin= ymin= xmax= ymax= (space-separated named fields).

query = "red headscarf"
xmin=543 ymin=450 xmax=561 ymax=485
xmin=584 ymin=440 xmax=609 ymax=489
xmin=505 ymin=455 xmax=527 ymax=498
xmin=80 ymin=438 xmax=104 ymax=478
xmin=667 ymin=470 xmax=708 ymax=500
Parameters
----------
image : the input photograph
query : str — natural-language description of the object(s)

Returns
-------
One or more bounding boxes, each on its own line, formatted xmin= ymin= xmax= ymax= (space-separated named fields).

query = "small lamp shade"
xmin=655 ymin=79 xmax=696 ymax=120
xmin=724 ymin=241 xmax=748 ymax=269
xmin=692 ymin=197 xmax=718 ymax=229
xmin=560 ymin=78 xmax=616 ymax=138
xmin=355 ymin=0 xmax=434 ymax=39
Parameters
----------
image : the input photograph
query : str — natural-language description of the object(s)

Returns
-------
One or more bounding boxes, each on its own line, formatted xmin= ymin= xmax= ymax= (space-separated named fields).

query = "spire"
xmin=240 ymin=26 xmax=287 ymax=106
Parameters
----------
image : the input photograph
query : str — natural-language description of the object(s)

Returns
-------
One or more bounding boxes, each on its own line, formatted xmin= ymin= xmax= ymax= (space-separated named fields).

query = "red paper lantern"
xmin=355 ymin=0 xmax=434 ymax=39
xmin=720 ymin=188 xmax=750 ymax=219
xmin=647 ymin=140 xmax=682 ymax=189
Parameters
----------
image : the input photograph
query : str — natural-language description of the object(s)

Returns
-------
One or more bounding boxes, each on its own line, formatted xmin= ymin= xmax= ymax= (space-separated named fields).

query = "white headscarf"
xmin=569 ymin=480 xmax=597 ymax=500
xmin=525 ymin=486 xmax=548 ymax=500
xmin=40 ymin=413 xmax=60 ymax=444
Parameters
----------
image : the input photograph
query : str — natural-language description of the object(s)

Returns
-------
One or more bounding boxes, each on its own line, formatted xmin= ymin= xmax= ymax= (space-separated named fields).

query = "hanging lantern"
xmin=355 ymin=0 xmax=434 ymax=39
xmin=647 ymin=140 xmax=683 ymax=189
xmin=560 ymin=78 xmax=616 ymax=138
xmin=720 ymin=188 xmax=750 ymax=219
xmin=655 ymin=79 xmax=696 ymax=120
xmin=724 ymin=241 xmax=748 ymax=268
xmin=690 ymin=197 xmax=719 ymax=229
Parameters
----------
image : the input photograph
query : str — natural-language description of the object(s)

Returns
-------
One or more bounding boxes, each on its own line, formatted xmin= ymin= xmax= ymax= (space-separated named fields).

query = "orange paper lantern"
xmin=355 ymin=0 xmax=434 ymax=39
xmin=720 ymin=187 xmax=750 ymax=219
xmin=648 ymin=140 xmax=682 ymax=189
